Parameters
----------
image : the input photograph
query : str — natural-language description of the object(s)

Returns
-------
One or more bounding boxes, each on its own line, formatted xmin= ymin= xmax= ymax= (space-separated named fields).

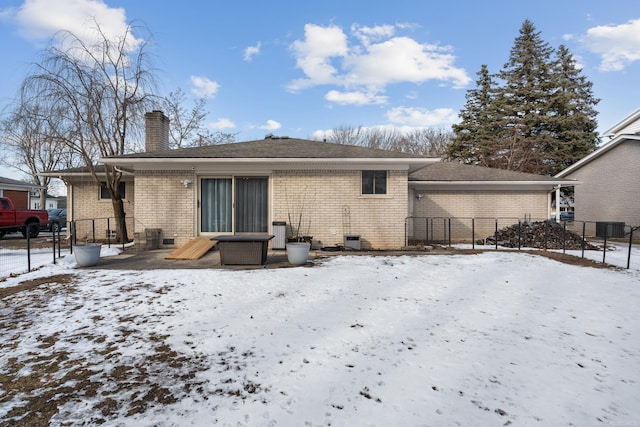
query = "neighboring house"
xmin=556 ymin=108 xmax=640 ymax=236
xmin=47 ymin=111 xmax=576 ymax=250
xmin=0 ymin=176 xmax=43 ymax=210
xmin=30 ymin=196 xmax=60 ymax=210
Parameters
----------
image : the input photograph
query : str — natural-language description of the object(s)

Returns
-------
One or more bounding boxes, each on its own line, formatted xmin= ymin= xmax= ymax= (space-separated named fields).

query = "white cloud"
xmin=387 ymin=106 xmax=458 ymax=127
xmin=325 ymin=90 xmax=387 ymax=105
xmin=190 ymin=75 xmax=220 ymax=98
xmin=288 ymin=22 xmax=470 ymax=103
xmin=210 ymin=118 xmax=235 ymax=130
xmin=3 ymin=0 xmax=140 ymax=51
xmin=244 ymin=42 xmax=261 ymax=62
xmin=343 ymin=36 xmax=470 ymax=89
xmin=288 ymin=23 xmax=349 ymax=91
xmin=259 ymin=120 xmax=281 ymax=131
xmin=351 ymin=23 xmax=395 ymax=46
xmin=579 ymin=18 xmax=640 ymax=71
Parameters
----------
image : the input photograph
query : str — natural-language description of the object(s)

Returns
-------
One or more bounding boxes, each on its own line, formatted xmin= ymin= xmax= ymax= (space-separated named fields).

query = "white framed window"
xmin=362 ymin=171 xmax=387 ymax=195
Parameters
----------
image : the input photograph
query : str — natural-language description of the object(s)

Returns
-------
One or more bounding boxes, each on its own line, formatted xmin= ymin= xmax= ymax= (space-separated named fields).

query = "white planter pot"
xmin=74 ymin=243 xmax=102 ymax=267
xmin=286 ymin=242 xmax=310 ymax=265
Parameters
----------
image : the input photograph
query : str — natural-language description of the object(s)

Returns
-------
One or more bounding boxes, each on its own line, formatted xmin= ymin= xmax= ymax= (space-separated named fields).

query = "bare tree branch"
xmin=19 ymin=19 xmax=157 ymax=241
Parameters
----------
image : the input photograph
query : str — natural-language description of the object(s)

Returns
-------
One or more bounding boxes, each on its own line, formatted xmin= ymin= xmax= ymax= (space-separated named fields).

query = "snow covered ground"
xmin=1 ymin=248 xmax=639 ymax=426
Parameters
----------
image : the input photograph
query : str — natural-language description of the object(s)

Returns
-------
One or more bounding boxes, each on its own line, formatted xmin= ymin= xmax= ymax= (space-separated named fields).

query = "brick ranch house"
xmin=48 ymin=111 xmax=575 ymax=250
xmin=556 ymin=108 xmax=640 ymax=237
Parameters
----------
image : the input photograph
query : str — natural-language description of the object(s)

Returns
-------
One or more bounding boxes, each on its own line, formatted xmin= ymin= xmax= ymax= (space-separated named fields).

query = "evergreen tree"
xmin=546 ymin=45 xmax=599 ymax=172
xmin=449 ymin=20 xmax=599 ymax=175
xmin=446 ymin=64 xmax=498 ymax=165
xmin=491 ymin=19 xmax=556 ymax=174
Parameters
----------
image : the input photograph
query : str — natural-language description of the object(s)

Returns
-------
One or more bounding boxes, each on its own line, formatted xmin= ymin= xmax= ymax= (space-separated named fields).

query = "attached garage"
xmin=408 ymin=162 xmax=576 ymax=243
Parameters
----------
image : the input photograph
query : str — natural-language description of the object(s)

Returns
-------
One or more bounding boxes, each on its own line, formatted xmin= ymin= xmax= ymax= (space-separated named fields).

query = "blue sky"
xmin=1 ymin=0 xmax=639 ymax=150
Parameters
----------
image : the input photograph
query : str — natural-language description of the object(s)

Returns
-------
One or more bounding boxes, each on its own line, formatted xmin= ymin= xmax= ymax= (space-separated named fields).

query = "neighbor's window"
xmin=100 ymin=182 xmax=126 ymax=200
xmin=362 ymin=171 xmax=387 ymax=195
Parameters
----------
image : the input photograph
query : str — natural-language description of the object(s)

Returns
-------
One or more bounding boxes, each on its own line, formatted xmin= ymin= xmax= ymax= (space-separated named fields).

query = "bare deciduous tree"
xmin=1 ymin=103 xmax=78 ymax=207
xmin=162 ymin=88 xmax=236 ymax=148
xmin=322 ymin=125 xmax=451 ymax=156
xmin=391 ymin=128 xmax=452 ymax=156
xmin=20 ymin=21 xmax=156 ymax=241
xmin=324 ymin=124 xmax=368 ymax=146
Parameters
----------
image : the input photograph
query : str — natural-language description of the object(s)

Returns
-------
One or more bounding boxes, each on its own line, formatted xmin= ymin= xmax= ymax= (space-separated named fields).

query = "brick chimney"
xmin=145 ymin=110 xmax=170 ymax=152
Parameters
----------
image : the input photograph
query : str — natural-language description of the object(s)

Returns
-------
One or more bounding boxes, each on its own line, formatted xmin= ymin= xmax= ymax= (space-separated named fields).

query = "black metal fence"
xmin=0 ymin=218 xmax=129 ymax=279
xmin=406 ymin=216 xmax=640 ymax=269
xmin=69 ymin=218 xmax=130 ymax=250
xmin=0 ymin=224 xmax=67 ymax=278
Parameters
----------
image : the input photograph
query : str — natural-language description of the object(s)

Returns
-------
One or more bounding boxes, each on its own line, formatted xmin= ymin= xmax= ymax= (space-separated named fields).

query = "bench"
xmin=213 ymin=235 xmax=274 ymax=265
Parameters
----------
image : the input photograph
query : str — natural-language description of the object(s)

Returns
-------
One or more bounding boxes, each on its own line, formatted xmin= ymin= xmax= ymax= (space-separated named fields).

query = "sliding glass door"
xmin=235 ymin=177 xmax=268 ymax=233
xmin=201 ymin=178 xmax=232 ymax=233
xmin=200 ymin=176 xmax=268 ymax=234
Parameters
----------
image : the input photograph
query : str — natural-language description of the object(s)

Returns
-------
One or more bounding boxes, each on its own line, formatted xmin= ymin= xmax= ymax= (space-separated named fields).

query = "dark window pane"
xmin=362 ymin=171 xmax=374 ymax=194
xmin=100 ymin=182 xmax=126 ymax=199
xmin=374 ymin=171 xmax=387 ymax=194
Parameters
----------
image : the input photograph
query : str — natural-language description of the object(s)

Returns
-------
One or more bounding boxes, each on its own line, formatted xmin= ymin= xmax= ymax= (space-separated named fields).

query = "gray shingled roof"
xmin=106 ymin=137 xmax=425 ymax=160
xmin=0 ymin=176 xmax=43 ymax=188
xmin=409 ymin=162 xmax=572 ymax=182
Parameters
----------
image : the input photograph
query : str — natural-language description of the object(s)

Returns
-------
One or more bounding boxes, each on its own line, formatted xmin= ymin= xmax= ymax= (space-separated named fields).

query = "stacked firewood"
xmin=481 ymin=221 xmax=599 ymax=250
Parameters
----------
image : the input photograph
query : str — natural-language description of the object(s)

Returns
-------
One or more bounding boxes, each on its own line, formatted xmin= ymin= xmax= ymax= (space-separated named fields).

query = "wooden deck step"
xmin=164 ymin=237 xmax=217 ymax=260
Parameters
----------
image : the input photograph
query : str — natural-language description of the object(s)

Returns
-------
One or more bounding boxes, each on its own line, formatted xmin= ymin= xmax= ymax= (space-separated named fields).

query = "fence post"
xmin=581 ymin=222 xmax=586 ymax=259
xmin=442 ymin=218 xmax=447 ymax=245
xmin=122 ymin=220 xmax=127 ymax=250
xmin=26 ymin=224 xmax=32 ymax=272
xmin=518 ymin=220 xmax=521 ymax=251
xmin=92 ymin=220 xmax=96 ymax=243
xmin=107 ymin=218 xmax=111 ymax=247
xmin=494 ymin=219 xmax=498 ymax=250
xmin=52 ymin=226 xmax=57 ymax=264
xmin=627 ymin=227 xmax=634 ymax=270
xmin=404 ymin=218 xmax=408 ymax=247
xmin=562 ymin=222 xmax=567 ymax=254
xmin=70 ymin=220 xmax=74 ymax=253
xmin=472 ymin=218 xmax=475 ymax=249
xmin=602 ymin=226 xmax=608 ymax=264
xmin=448 ymin=218 xmax=451 ymax=247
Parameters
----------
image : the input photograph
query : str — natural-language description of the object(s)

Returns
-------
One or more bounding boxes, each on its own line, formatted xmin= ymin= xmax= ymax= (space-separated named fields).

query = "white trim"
xmin=603 ymin=108 xmax=640 ymax=137
xmin=410 ymin=180 xmax=579 ymax=191
xmin=555 ymin=134 xmax=640 ymax=177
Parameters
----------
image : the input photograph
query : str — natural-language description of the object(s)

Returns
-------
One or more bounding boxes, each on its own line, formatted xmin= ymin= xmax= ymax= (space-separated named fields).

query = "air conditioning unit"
xmin=344 ymin=234 xmax=361 ymax=250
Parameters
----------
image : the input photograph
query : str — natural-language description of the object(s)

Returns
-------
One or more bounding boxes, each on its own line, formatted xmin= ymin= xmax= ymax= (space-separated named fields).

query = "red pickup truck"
xmin=0 ymin=197 xmax=49 ymax=238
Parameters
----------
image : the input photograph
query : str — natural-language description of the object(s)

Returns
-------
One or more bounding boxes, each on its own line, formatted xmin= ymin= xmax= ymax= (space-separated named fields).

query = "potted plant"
xmin=286 ymin=212 xmax=310 ymax=265
xmin=74 ymin=242 xmax=102 ymax=267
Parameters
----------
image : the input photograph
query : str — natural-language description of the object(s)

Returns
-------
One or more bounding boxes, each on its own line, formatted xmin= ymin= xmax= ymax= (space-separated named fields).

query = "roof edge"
xmin=556 ymin=134 xmax=640 ymax=177
xmin=603 ymin=108 xmax=640 ymax=137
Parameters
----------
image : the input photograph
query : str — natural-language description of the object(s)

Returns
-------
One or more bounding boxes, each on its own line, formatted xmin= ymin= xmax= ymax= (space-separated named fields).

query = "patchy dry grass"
xmin=0 ymin=274 xmax=215 ymax=426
